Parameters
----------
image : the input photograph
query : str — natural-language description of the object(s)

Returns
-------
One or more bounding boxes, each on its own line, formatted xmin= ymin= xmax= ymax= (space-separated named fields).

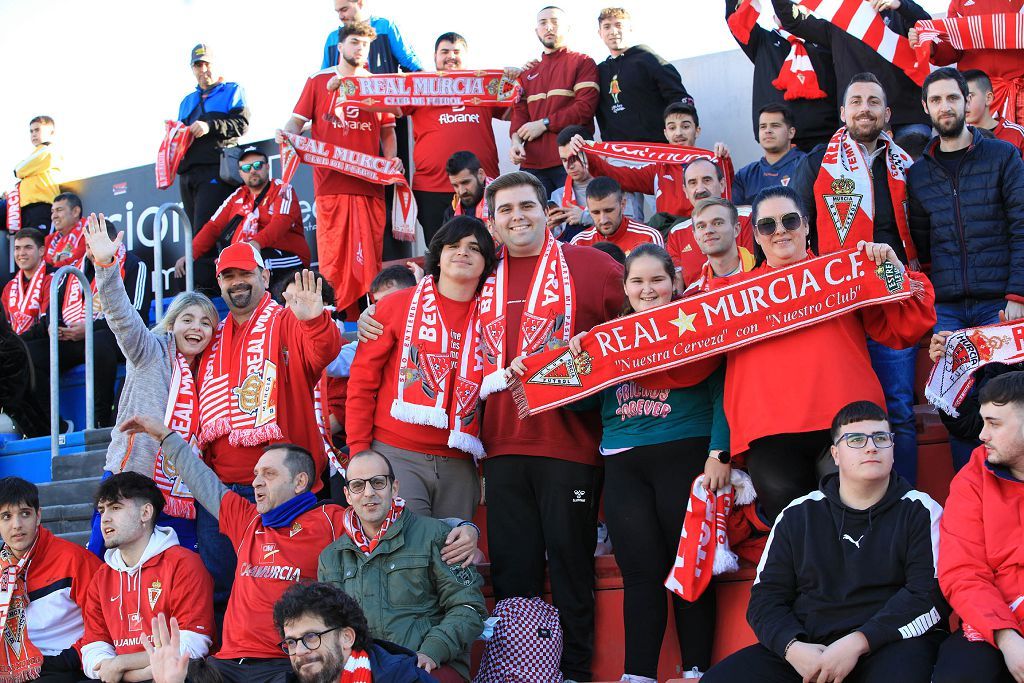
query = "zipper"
xmin=950 ymin=164 xmax=968 ymax=297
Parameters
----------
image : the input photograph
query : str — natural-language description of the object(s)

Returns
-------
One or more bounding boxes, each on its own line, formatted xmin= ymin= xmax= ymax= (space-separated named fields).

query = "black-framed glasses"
xmin=834 ymin=432 xmax=895 ymax=449
xmin=755 ymin=212 xmax=803 ymax=236
xmin=240 ymin=160 xmax=266 ymax=173
xmin=279 ymin=626 xmax=341 ymax=655
xmin=345 ymin=474 xmax=392 ymax=494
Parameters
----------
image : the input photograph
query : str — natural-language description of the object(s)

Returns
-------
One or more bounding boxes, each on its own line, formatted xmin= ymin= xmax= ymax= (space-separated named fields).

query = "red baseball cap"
xmin=216 ymin=243 xmax=265 ymax=275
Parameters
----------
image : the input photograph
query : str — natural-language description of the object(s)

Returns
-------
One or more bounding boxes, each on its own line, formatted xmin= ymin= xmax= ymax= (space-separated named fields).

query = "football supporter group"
xmin=1 ymin=0 xmax=1024 ymax=681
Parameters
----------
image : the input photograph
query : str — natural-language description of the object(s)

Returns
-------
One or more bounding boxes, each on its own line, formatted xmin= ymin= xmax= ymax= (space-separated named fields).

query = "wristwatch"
xmin=709 ymin=451 xmax=731 ymax=464
xmin=542 ymin=117 xmax=551 ymax=128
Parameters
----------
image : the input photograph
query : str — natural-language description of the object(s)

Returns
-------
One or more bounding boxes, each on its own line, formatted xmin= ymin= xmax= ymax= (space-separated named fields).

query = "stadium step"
xmin=39 ymin=428 xmax=111 ymax=547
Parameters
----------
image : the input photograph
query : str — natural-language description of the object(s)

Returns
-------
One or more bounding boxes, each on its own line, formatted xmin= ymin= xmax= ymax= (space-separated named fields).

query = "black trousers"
xmin=208 ymin=657 xmax=291 ymax=683
xmin=933 ymin=629 xmax=1016 ymax=683
xmin=483 ymin=455 xmax=602 ymax=682
xmin=523 ymin=165 xmax=568 ymax=198
xmin=178 ymin=165 xmax=236 ymax=235
xmin=703 ymin=632 xmax=945 ymax=683
xmin=414 ymin=189 xmax=455 ymax=246
xmin=745 ymin=430 xmax=833 ymax=522
xmin=38 ymin=650 xmax=84 ymax=683
xmin=604 ymin=438 xmax=716 ymax=676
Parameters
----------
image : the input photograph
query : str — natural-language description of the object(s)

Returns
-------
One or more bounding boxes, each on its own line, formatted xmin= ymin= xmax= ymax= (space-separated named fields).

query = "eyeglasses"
xmin=278 ymin=626 xmax=341 ymax=655
xmin=755 ymin=212 xmax=803 ymax=236
xmin=345 ymin=474 xmax=392 ymax=494
xmin=240 ymin=161 xmax=266 ymax=173
xmin=835 ymin=432 xmax=895 ymax=449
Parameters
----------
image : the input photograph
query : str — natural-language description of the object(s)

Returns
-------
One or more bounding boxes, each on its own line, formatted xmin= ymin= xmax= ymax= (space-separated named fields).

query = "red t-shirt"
xmin=405 ymin=106 xmax=502 ymax=192
xmin=666 ymin=208 xmax=753 ymax=286
xmin=292 ymin=69 xmax=396 ymax=199
xmin=216 ymin=493 xmax=345 ymax=659
xmin=569 ymin=217 xmax=664 ymax=255
xmin=347 ymin=286 xmax=474 ymax=457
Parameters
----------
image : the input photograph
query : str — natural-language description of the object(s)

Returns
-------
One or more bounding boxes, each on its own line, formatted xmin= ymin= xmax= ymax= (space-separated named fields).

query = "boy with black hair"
xmin=962 ymin=69 xmax=1024 ymax=157
xmin=0 ymin=477 xmax=100 ymax=683
xmin=731 ymin=103 xmax=806 ymax=205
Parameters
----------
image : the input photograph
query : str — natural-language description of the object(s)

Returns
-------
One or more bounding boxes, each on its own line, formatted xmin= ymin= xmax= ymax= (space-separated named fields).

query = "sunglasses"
xmin=834 ymin=431 xmax=895 ymax=449
xmin=239 ymin=160 xmax=266 ymax=173
xmin=755 ymin=212 xmax=803 ymax=236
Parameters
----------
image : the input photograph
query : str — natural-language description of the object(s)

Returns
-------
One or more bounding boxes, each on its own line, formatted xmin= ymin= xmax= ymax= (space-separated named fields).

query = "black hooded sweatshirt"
xmin=748 ymin=472 xmax=949 ymax=657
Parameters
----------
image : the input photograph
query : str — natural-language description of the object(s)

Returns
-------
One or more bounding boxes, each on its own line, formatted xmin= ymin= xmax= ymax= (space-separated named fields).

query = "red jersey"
xmin=992 ymin=118 xmax=1024 ymax=157
xmin=192 ymin=179 xmax=310 ymax=263
xmin=2 ymin=268 xmax=51 ymax=335
xmin=667 ymin=207 xmax=753 ymax=286
xmin=404 ymin=105 xmax=502 ymax=192
xmin=584 ymin=152 xmax=693 ymax=218
xmin=217 ymin=493 xmax=345 ymax=659
xmin=346 ymin=286 xmax=474 ymax=458
xmin=569 ymin=216 xmax=664 ymax=255
xmin=931 ymin=0 xmax=1024 ymax=85
xmin=292 ymin=69 xmax=396 ymax=198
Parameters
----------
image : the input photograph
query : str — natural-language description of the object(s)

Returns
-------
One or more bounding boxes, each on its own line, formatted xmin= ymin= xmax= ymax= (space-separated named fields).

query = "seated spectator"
xmin=703 ymin=401 xmax=947 ymax=683
xmin=319 ymin=449 xmax=487 ymax=682
xmin=443 ymin=151 xmax=491 ymax=223
xmin=0 ymin=477 xmax=100 ymax=683
xmin=962 ymin=69 xmax=1024 ymax=157
xmin=731 ymin=104 xmax=807 ymax=205
xmin=2 ymin=115 xmax=62 ymax=231
xmin=81 ymin=473 xmax=214 ymax=681
xmin=934 ymin=372 xmax=1024 ymax=683
xmin=177 ymin=146 xmax=310 ymax=296
xmin=44 ymin=192 xmax=86 ymax=269
xmin=681 ymin=197 xmax=756 ymax=295
xmin=568 ymin=177 xmax=662 ymax=254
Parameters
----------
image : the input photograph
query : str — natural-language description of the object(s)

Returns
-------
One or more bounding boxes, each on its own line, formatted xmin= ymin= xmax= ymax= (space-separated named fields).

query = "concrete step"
xmin=51 ymin=449 xmax=108 ymax=481
xmin=56 ymin=530 xmax=91 ymax=548
xmin=37 ymin=476 xmax=103 ymax=508
xmin=42 ymin=516 xmax=93 ymax=535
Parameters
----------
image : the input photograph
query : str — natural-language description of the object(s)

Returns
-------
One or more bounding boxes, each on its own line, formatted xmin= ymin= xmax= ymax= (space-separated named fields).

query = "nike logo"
xmin=842 ymin=534 xmax=864 ymax=549
xmin=527 ymin=73 xmax=539 ymax=81
xmin=110 ymin=596 xmax=120 ymax=601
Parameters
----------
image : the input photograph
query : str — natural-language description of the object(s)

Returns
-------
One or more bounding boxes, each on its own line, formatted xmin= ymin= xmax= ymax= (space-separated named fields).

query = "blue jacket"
xmin=285 ymin=641 xmax=437 ymax=683
xmin=321 ymin=16 xmax=422 ymax=73
xmin=732 ymin=147 xmax=807 ymax=206
xmin=175 ymin=81 xmax=249 ymax=173
xmin=907 ymin=128 xmax=1024 ymax=303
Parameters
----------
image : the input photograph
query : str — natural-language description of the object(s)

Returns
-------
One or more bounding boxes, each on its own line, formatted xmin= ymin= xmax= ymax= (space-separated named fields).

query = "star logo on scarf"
xmin=670 ymin=309 xmax=697 ymax=336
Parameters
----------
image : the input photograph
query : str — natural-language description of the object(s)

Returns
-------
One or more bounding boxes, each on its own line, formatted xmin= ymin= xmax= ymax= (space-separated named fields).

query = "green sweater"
xmin=569 ymin=364 xmax=729 ymax=453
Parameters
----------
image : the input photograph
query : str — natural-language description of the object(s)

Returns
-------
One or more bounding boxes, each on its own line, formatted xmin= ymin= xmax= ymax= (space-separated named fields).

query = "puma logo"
xmin=842 ymin=534 xmax=864 ymax=549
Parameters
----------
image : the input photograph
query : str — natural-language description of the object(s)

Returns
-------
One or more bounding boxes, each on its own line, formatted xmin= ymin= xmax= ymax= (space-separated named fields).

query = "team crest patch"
xmin=290 ymin=522 xmax=302 ymax=538
xmin=823 ymin=175 xmax=862 ymax=246
xmin=521 ymin=312 xmax=555 ymax=354
xmin=874 ymin=261 xmax=904 ymax=295
xmin=941 ymin=338 xmax=980 ymax=395
xmin=147 ymin=580 xmax=162 ymax=610
xmin=526 ymin=349 xmax=592 ymax=388
xmin=448 ymin=563 xmax=475 ymax=586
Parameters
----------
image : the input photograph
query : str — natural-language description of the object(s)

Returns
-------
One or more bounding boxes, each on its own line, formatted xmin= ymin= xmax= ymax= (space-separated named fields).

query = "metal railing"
xmin=152 ymin=203 xmax=193 ymax=321
xmin=49 ymin=266 xmax=94 ymax=460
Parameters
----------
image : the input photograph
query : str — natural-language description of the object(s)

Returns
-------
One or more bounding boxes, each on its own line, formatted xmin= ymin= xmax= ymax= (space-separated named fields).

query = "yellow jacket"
xmin=14 ymin=143 xmax=61 ymax=206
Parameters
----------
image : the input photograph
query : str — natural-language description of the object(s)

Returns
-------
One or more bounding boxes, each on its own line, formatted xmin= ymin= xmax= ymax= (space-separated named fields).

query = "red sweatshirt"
xmin=346 ymin=286 xmax=473 ymax=458
xmin=930 ymin=0 xmax=1024 ymax=86
xmin=584 ymin=152 xmax=693 ymax=218
xmin=191 ymin=179 xmax=310 ymax=263
xmin=203 ymin=310 xmax=342 ymax=489
xmin=666 ymin=207 xmax=754 ymax=286
xmin=511 ymin=48 xmax=599 ymax=170
xmin=939 ymin=447 xmax=1024 ymax=646
xmin=569 ymin=216 xmax=664 ymax=254
xmin=482 ymin=246 xmax=624 ymax=464
xmin=993 ymin=118 xmax=1024 ymax=157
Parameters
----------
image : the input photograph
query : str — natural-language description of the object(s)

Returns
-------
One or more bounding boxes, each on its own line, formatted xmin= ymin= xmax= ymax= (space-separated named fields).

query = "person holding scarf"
xmin=83 ymin=213 xmax=219 ymax=555
xmin=346 ymin=216 xmax=496 ymax=521
xmin=44 ymin=192 xmax=86 ymax=269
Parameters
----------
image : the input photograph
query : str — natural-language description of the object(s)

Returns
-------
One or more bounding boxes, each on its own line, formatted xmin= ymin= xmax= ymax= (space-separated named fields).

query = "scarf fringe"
xmin=925 ymin=385 xmax=960 ymax=418
xmin=448 ymin=429 xmax=486 ymax=460
xmin=161 ymin=496 xmax=196 ymax=521
xmin=909 ymin=276 xmax=926 ymax=301
xmin=198 ymin=418 xmax=232 ymax=448
xmin=773 ymin=77 xmax=827 ymax=100
xmin=480 ymin=369 xmax=508 ymax=400
xmin=390 ymin=400 xmax=449 ymax=429
xmin=0 ymin=665 xmax=43 ymax=683
xmin=508 ymin=374 xmax=531 ymax=419
xmin=731 ymin=469 xmax=757 ymax=507
xmin=713 ymin=544 xmax=740 ymax=575
xmin=228 ymin=423 xmax=285 ymax=448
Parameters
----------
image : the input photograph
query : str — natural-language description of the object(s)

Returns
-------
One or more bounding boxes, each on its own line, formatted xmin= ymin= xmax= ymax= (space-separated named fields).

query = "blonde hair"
xmin=155 ymin=291 xmax=219 ymax=334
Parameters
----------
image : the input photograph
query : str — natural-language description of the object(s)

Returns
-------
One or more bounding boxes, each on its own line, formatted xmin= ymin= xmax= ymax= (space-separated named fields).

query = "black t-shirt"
xmin=934 ymin=146 xmax=969 ymax=177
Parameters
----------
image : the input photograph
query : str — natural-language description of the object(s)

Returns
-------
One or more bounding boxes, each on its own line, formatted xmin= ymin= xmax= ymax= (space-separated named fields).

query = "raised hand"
xmin=283 ymin=270 xmax=325 ymax=321
xmin=140 ymin=614 xmax=189 ymax=683
xmin=119 ymin=414 xmax=172 ymax=442
xmin=84 ymin=212 xmax=123 ymax=266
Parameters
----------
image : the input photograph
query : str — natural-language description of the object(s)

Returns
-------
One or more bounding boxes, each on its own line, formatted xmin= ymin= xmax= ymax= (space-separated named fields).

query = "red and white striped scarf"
xmin=5 ymin=268 xmax=47 ymax=335
xmin=339 ymin=648 xmax=373 ymax=683
xmin=478 ymin=233 xmax=575 ymax=399
xmin=343 ymin=497 xmax=405 ymax=556
xmin=393 ymin=276 xmax=485 ymax=459
xmin=198 ymin=293 xmax=285 ymax=448
xmin=62 ymin=246 xmax=126 ymax=326
xmin=314 ymin=373 xmax=346 ymax=476
xmin=155 ymin=121 xmax=194 ymax=190
xmin=45 ymin=219 xmax=85 ymax=266
xmin=797 ymin=0 xmax=929 ymax=85
xmin=583 ymin=141 xmax=736 ymax=201
xmin=235 ymin=181 xmax=293 ymax=246
xmin=728 ymin=0 xmax=827 ymax=100
xmin=154 ymin=349 xmax=200 ymax=519
xmin=0 ymin=533 xmax=44 ymax=683
xmin=5 ymin=185 xmax=20 ymax=234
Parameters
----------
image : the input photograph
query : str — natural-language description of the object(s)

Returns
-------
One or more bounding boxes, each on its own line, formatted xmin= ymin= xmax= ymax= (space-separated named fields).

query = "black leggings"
xmin=933 ymin=630 xmax=1015 ymax=683
xmin=745 ymin=430 xmax=833 ymax=522
xmin=603 ymin=437 xmax=715 ymax=677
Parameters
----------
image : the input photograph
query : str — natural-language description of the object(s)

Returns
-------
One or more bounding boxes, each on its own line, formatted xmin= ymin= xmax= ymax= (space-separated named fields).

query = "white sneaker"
xmin=682 ymin=666 xmax=704 ymax=679
xmin=620 ymin=675 xmax=657 ymax=683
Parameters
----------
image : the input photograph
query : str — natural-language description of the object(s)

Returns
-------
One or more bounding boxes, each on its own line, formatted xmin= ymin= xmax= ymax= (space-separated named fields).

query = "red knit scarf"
xmin=393 ymin=276 xmax=485 ymax=458
xmin=154 ymin=349 xmax=200 ymax=519
xmin=511 ymin=249 xmax=919 ymax=415
xmin=343 ymin=497 xmax=405 ymax=556
xmin=5 ymin=185 xmax=20 ymax=235
xmin=339 ymin=648 xmax=373 ymax=683
xmin=198 ymin=293 xmax=285 ymax=448
xmin=45 ymin=219 xmax=85 ymax=266
xmin=156 ymin=121 xmax=194 ymax=190
xmin=925 ymin=320 xmax=1024 ymax=417
xmin=813 ymin=127 xmax=917 ymax=265
xmin=479 ymin=234 xmax=575 ymax=398
xmin=728 ymin=0 xmax=827 ymax=100
xmin=333 ymin=70 xmax=521 ymax=108
xmin=6 ymin=268 xmax=46 ymax=335
xmin=62 ymin=246 xmax=126 ymax=326
xmin=797 ymin=0 xmax=929 ymax=85
xmin=314 ymin=372 xmax=346 ymax=475
xmin=0 ymin=531 xmax=46 ymax=683
xmin=583 ymin=141 xmax=735 ymax=201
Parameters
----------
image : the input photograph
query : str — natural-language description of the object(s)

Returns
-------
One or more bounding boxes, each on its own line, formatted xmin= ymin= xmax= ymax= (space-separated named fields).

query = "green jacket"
xmin=317 ymin=510 xmax=486 ymax=680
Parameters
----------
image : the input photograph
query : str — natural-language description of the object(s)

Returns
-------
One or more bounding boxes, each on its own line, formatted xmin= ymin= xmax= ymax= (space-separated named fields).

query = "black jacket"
xmin=726 ymin=0 xmax=839 ymax=150
xmin=907 ymin=129 xmax=1024 ymax=303
xmin=45 ymin=253 xmax=150 ymax=331
xmin=285 ymin=641 xmax=437 ymax=683
xmin=792 ymin=141 xmax=908 ymax=262
xmin=748 ymin=473 xmax=948 ymax=657
xmin=596 ymin=45 xmax=692 ymax=143
xmin=772 ymin=0 xmax=931 ymax=129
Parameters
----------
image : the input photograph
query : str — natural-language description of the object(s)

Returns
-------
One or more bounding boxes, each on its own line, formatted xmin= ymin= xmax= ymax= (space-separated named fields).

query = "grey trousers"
xmin=372 ymin=440 xmax=479 ymax=520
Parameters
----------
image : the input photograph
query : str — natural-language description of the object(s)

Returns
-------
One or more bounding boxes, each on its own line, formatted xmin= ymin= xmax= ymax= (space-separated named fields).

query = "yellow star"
xmin=669 ymin=309 xmax=697 ymax=336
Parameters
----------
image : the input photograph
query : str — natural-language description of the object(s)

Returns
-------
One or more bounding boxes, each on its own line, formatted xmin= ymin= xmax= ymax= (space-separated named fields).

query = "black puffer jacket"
xmin=907 ymin=129 xmax=1024 ymax=303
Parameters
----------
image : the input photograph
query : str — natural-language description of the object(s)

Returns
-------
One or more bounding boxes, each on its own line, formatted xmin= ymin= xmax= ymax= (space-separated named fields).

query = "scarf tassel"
xmin=480 ymin=369 xmax=508 ymax=401
xmin=771 ymin=75 xmax=828 ymax=101
xmin=198 ymin=418 xmax=232 ymax=448
xmin=448 ymin=429 xmax=486 ymax=462
xmin=390 ymin=400 xmax=449 ymax=430
xmin=161 ymin=496 xmax=196 ymax=521
xmin=0 ymin=665 xmax=43 ymax=683
xmin=229 ymin=423 xmax=285 ymax=448
xmin=507 ymin=374 xmax=532 ymax=420
xmin=924 ymin=383 xmax=963 ymax=419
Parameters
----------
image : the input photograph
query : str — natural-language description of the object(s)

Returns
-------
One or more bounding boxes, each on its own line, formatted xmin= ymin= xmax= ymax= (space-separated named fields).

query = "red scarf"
xmin=559 ymin=164 xmax=591 ymax=209
xmin=333 ymin=70 xmax=520 ymax=107
xmin=813 ymin=127 xmax=917 ymax=265
xmin=925 ymin=320 xmax=1024 ymax=417
xmin=343 ymin=497 xmax=405 ymax=556
xmin=62 ymin=246 xmax=126 ymax=326
xmin=154 ymin=349 xmax=200 ymax=519
xmin=314 ymin=372 xmax=346 ymax=475
xmin=583 ymin=141 xmax=735 ymax=201
xmin=478 ymin=234 xmax=575 ymax=399
xmin=156 ymin=121 xmax=194 ymax=190
xmin=5 ymin=185 xmax=20 ymax=235
xmin=728 ymin=0 xmax=827 ymax=100
xmin=339 ymin=648 xmax=373 ymax=683
xmin=797 ymin=0 xmax=929 ymax=85
xmin=198 ymin=293 xmax=285 ymax=448
xmin=450 ymin=177 xmax=493 ymax=221
xmin=0 ymin=531 xmax=47 ymax=683
xmin=279 ymin=131 xmax=416 ymax=241
xmin=5 ymin=268 xmax=47 ymax=335
xmin=511 ymin=249 xmax=920 ymax=415
xmin=45 ymin=219 xmax=85 ymax=266
xmin=393 ymin=276 xmax=485 ymax=459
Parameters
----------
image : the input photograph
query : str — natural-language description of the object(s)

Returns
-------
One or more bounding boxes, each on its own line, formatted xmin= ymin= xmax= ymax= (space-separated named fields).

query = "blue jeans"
xmin=88 ymin=471 xmax=198 ymax=558
xmin=935 ymin=299 xmax=1005 ymax=470
xmin=196 ymin=483 xmax=256 ymax=608
xmin=867 ymin=339 xmax=919 ymax=484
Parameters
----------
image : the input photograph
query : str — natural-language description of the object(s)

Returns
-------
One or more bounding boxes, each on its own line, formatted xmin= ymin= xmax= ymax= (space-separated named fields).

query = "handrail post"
xmin=151 ymin=203 xmax=193 ymax=321
xmin=49 ymin=266 xmax=95 ymax=460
